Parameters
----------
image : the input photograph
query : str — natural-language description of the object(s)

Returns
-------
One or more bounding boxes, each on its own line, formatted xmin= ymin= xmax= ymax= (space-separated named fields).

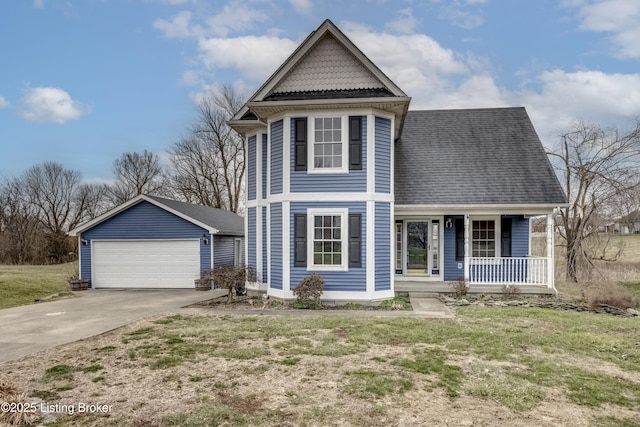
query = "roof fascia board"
xmin=395 ymin=204 xmax=568 ymax=216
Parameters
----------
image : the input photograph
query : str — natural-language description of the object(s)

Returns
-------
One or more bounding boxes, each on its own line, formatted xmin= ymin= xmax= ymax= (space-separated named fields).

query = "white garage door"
xmin=92 ymin=240 xmax=200 ymax=288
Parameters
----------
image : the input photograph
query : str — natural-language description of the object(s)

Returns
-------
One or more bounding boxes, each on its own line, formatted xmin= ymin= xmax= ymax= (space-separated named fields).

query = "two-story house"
xmin=229 ymin=20 xmax=567 ymax=302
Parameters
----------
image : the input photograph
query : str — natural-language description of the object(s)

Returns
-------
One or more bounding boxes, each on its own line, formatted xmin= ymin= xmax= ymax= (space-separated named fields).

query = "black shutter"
xmin=455 ymin=218 xmax=464 ymax=261
xmin=294 ymin=214 xmax=307 ymax=267
xmin=501 ymin=217 xmax=512 ymax=257
xmin=349 ymin=214 xmax=362 ymax=268
xmin=294 ymin=118 xmax=307 ymax=171
xmin=349 ymin=116 xmax=362 ymax=170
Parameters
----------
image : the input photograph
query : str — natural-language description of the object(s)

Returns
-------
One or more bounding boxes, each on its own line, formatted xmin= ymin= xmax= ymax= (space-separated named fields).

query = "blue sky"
xmin=1 ymin=0 xmax=640 ymax=183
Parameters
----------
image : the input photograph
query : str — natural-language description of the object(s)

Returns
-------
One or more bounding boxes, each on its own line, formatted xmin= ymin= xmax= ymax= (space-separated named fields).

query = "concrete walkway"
xmin=0 ymin=289 xmax=225 ymax=364
xmin=1 ymin=290 xmax=453 ymax=365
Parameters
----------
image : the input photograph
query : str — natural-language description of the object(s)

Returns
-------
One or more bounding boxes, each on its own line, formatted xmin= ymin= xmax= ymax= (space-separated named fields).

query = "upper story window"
xmin=294 ymin=114 xmax=363 ymax=174
xmin=313 ymin=117 xmax=343 ymax=169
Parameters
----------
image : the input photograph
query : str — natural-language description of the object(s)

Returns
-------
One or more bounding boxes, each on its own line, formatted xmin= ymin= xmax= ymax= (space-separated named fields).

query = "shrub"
xmin=293 ymin=273 xmax=325 ymax=306
xmin=449 ymin=277 xmax=469 ymax=298
xmin=206 ymin=265 xmax=258 ymax=303
xmin=501 ymin=285 xmax=521 ymax=300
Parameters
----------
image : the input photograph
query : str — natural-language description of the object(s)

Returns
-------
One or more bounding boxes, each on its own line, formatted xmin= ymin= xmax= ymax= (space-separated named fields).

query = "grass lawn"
xmin=0 ymin=262 xmax=76 ymax=309
xmin=2 ymin=307 xmax=639 ymax=427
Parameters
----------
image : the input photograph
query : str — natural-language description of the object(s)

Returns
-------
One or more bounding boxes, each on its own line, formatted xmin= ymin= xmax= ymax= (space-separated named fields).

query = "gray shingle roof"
xmin=394 ymin=107 xmax=567 ymax=205
xmin=147 ymin=195 xmax=244 ymax=235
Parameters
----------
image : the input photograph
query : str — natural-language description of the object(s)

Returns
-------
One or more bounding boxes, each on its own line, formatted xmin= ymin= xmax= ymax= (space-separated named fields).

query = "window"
xmin=294 ymin=115 xmax=362 ymax=173
xmin=294 ymin=208 xmax=358 ymax=271
xmin=313 ymin=214 xmax=343 ymax=265
xmin=472 ymin=220 xmax=496 ymax=257
xmin=313 ymin=117 xmax=342 ymax=169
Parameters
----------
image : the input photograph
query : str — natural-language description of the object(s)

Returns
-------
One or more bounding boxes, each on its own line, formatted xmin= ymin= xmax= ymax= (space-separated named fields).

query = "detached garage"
xmin=69 ymin=195 xmax=244 ymax=289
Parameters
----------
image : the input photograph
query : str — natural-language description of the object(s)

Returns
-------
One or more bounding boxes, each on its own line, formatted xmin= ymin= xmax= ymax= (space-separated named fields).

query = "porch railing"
xmin=469 ymin=256 xmax=548 ymax=286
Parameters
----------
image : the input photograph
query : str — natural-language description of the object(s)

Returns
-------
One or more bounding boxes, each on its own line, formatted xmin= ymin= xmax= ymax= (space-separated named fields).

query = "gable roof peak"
xmin=244 ymin=19 xmax=407 ymax=104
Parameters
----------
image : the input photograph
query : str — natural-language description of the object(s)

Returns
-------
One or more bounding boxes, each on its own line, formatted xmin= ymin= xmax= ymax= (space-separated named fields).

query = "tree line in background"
xmin=2 ymin=83 xmax=640 ymax=280
xmin=0 ymin=86 xmax=245 ymax=265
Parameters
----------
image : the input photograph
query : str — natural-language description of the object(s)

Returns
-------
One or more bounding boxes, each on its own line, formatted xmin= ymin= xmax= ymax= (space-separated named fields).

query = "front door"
xmin=395 ymin=219 xmax=441 ymax=277
xmin=406 ymin=221 xmax=429 ymax=275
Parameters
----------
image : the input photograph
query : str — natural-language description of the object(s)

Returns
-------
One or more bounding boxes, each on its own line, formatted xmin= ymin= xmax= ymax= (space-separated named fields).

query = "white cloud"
xmin=514 ymin=70 xmax=640 ymax=140
xmin=570 ymin=0 xmax=640 ymax=58
xmin=198 ymin=35 xmax=298 ymax=82
xmin=385 ymin=8 xmax=418 ymax=35
xmin=289 ymin=0 xmax=313 ymax=15
xmin=205 ymin=3 xmax=269 ymax=37
xmin=147 ymin=0 xmax=190 ymax=4
xmin=153 ymin=11 xmax=204 ymax=39
xmin=438 ymin=0 xmax=485 ymax=29
xmin=32 ymin=0 xmax=44 ymax=9
xmin=0 ymin=96 xmax=10 ymax=109
xmin=19 ymin=86 xmax=90 ymax=124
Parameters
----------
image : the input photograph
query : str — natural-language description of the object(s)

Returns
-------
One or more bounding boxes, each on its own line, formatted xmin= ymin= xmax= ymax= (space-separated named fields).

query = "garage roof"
xmin=69 ymin=194 xmax=244 ymax=236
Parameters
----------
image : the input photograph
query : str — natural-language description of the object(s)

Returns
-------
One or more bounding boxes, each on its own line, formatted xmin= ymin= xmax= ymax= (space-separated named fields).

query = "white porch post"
xmin=546 ymin=213 xmax=555 ymax=290
xmin=464 ymin=214 xmax=470 ymax=282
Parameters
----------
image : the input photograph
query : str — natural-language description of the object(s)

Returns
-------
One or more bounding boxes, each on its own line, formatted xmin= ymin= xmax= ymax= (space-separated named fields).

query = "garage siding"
xmin=80 ymin=201 xmax=210 ymax=287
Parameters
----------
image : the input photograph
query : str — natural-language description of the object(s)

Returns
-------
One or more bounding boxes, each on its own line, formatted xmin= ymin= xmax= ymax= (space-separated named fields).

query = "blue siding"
xmin=247 ymin=135 xmax=257 ymax=200
xmin=247 ymin=208 xmax=257 ymax=270
xmin=262 ymin=206 xmax=268 ymax=282
xmin=262 ymin=134 xmax=268 ymax=199
xmin=290 ymin=116 xmax=367 ymax=193
xmin=375 ymin=202 xmax=391 ymax=291
xmin=375 ymin=117 xmax=391 ymax=194
xmin=270 ymin=203 xmax=283 ymax=290
xmin=270 ymin=120 xmax=283 ymax=195
xmin=80 ymin=201 xmax=210 ymax=286
xmin=290 ymin=202 xmax=366 ymax=292
xmin=443 ymin=216 xmax=464 ymax=281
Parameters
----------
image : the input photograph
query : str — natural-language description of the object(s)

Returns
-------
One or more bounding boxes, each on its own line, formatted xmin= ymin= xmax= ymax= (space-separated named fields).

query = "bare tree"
xmin=0 ymin=177 xmax=41 ymax=264
xmin=549 ymin=120 xmax=640 ymax=282
xmin=110 ymin=149 xmax=164 ymax=205
xmin=23 ymin=162 xmax=87 ymax=263
xmin=76 ymin=182 xmax=111 ymax=220
xmin=170 ymin=85 xmax=245 ymax=213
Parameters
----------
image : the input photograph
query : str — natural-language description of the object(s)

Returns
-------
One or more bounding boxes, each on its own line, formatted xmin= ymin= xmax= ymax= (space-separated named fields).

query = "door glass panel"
xmin=432 ymin=222 xmax=439 ymax=273
xmin=406 ymin=221 xmax=428 ymax=274
xmin=395 ymin=222 xmax=403 ymax=272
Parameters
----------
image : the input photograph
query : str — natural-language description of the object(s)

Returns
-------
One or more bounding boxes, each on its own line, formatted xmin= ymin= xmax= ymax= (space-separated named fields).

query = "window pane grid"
xmin=313 ymin=215 xmax=342 ymax=265
xmin=313 ymin=117 xmax=342 ymax=169
xmin=472 ymin=220 xmax=496 ymax=257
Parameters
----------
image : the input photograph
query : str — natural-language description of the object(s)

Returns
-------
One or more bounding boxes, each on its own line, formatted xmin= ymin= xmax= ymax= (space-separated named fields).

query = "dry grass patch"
xmin=1 ymin=309 xmax=639 ymax=426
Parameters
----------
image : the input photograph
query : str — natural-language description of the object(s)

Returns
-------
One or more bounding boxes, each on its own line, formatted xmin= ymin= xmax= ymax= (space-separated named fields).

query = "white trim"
xmin=210 ymin=232 xmax=214 ymax=269
xmin=283 ymin=118 xmax=291 ymax=193
xmin=395 ymin=204 xmax=564 ymax=216
xmin=255 ymin=206 xmax=262 ymax=279
xmin=234 ymin=238 xmax=243 ymax=266
xmin=78 ymin=237 xmax=83 ymax=279
xmin=307 ymin=114 xmax=349 ymax=174
xmin=389 ymin=116 xmax=395 ymax=196
xmin=256 ymin=132 xmax=263 ymax=201
xmin=262 ymin=192 xmax=394 ymax=204
xmin=470 ymin=215 xmax=501 ymax=263
xmin=282 ymin=201 xmax=291 ymax=290
xmin=389 ymin=202 xmax=395 ymax=291
xmin=267 ymin=288 xmax=395 ymax=302
xmin=266 ymin=203 xmax=271 ymax=289
xmin=266 ymin=124 xmax=272 ymax=198
xmin=367 ymin=113 xmax=375 ymax=195
xmin=366 ymin=201 xmax=375 ymax=293
xmin=306 ymin=208 xmax=349 ymax=272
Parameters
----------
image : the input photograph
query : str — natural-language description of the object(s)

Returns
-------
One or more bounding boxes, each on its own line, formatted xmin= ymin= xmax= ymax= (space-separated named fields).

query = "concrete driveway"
xmin=0 ymin=289 xmax=223 ymax=364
